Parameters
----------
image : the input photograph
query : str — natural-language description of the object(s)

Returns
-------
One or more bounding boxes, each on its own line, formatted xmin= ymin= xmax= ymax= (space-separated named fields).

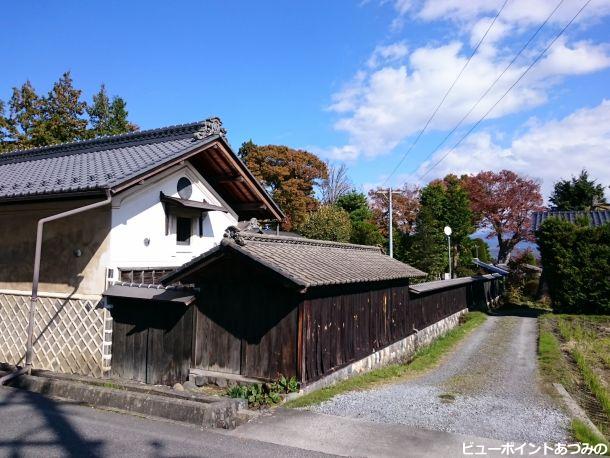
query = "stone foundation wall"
xmin=296 ymin=308 xmax=468 ymax=396
xmin=0 ymin=291 xmax=111 ymax=377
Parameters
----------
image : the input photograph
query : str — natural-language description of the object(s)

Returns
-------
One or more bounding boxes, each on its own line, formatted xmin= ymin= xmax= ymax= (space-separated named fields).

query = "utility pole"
xmin=375 ymin=187 xmax=401 ymax=258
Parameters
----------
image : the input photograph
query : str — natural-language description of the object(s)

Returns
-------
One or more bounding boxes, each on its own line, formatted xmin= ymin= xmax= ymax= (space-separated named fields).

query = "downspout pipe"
xmin=0 ymin=191 xmax=112 ymax=386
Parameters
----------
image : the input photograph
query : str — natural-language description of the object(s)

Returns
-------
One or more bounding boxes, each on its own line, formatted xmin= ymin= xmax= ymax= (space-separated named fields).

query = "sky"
xmin=1 ymin=0 xmax=609 ymax=201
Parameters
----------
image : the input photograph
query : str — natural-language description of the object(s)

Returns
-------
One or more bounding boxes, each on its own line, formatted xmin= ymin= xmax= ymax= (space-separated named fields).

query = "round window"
xmin=177 ymin=177 xmax=192 ymax=200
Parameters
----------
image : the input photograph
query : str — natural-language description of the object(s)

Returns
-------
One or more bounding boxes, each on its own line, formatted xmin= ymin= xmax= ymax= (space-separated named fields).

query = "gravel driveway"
xmin=311 ymin=315 xmax=570 ymax=443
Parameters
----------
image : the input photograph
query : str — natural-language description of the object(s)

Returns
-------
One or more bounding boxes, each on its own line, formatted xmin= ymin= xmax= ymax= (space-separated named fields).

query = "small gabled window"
xmin=176 ymin=217 xmax=192 ymax=245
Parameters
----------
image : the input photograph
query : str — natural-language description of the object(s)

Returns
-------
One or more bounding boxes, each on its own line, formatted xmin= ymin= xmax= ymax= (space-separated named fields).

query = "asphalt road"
xmin=0 ymin=386 xmax=331 ymax=458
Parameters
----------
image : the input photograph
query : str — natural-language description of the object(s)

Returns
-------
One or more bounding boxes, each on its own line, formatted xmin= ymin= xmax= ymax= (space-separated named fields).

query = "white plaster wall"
xmin=108 ymin=162 xmax=237 ymax=271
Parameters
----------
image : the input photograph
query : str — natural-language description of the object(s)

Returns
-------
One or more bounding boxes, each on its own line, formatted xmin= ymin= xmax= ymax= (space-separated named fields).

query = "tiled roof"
xmin=162 ymin=230 xmax=426 ymax=289
xmin=472 ymin=258 xmax=509 ymax=276
xmin=409 ymin=274 xmax=502 ymax=294
xmin=103 ymin=282 xmax=196 ymax=305
xmin=0 ymin=120 xmax=218 ymax=200
xmin=531 ymin=210 xmax=610 ymax=231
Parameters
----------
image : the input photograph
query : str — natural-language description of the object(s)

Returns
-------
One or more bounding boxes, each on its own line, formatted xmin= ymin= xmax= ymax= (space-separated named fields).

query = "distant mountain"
xmin=470 ymin=229 xmax=539 ymax=261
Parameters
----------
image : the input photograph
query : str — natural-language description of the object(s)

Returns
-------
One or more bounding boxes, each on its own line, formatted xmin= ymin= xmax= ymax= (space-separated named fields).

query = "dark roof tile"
xmin=162 ymin=231 xmax=426 ymax=289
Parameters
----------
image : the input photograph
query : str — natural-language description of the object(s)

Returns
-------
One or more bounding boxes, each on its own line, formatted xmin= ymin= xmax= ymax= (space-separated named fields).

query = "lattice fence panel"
xmin=0 ymin=293 xmax=107 ymax=377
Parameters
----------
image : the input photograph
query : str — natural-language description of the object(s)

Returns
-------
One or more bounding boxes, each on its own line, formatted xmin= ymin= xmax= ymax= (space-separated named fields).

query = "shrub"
xmin=226 ymin=375 xmax=299 ymax=407
xmin=297 ymin=205 xmax=351 ymax=242
xmin=536 ymin=218 xmax=610 ymax=314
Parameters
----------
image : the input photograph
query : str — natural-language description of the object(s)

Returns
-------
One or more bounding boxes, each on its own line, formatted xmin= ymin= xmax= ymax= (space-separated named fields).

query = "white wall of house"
xmin=107 ymin=162 xmax=237 ymax=274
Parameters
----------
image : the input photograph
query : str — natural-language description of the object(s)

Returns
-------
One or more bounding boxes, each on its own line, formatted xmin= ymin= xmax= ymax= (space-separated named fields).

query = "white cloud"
xmin=327 ymin=38 xmax=610 ymax=159
xmin=410 ymin=100 xmax=610 ymax=200
xmin=367 ymin=42 xmax=409 ymax=68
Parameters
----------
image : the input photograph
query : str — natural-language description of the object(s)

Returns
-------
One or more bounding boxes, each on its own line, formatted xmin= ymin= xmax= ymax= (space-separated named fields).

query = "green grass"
xmin=572 ymin=347 xmax=610 ymax=420
xmin=538 ymin=319 xmax=570 ymax=387
xmin=285 ymin=311 xmax=487 ymax=408
xmin=571 ymin=419 xmax=610 ymax=455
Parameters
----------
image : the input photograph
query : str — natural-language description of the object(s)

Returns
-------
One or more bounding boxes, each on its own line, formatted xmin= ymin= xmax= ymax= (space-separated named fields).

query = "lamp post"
xmin=444 ymin=226 xmax=452 ymax=279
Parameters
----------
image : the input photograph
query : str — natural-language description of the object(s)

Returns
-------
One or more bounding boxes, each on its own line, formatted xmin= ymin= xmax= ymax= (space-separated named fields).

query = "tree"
xmin=33 ymin=71 xmax=88 ymax=146
xmin=549 ymin=169 xmax=608 ymax=211
xmin=463 ymin=170 xmax=543 ymax=264
xmin=319 ymin=162 xmax=351 ymax=204
xmin=238 ymin=142 xmax=328 ymax=230
xmin=0 ymin=73 xmax=138 ymax=153
xmin=88 ymin=85 xmax=138 ymax=137
xmin=336 ymin=191 xmax=384 ymax=246
xmin=407 ymin=176 xmax=474 ymax=277
xmin=368 ymin=185 xmax=419 ymax=236
xmin=297 ymin=205 xmax=352 ymax=242
xmin=471 ymin=238 xmax=492 ymax=263
xmin=407 ymin=183 xmax=447 ymax=277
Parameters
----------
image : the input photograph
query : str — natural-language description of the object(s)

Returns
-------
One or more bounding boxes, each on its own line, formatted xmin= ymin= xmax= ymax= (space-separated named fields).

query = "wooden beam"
xmin=233 ymin=203 xmax=267 ymax=211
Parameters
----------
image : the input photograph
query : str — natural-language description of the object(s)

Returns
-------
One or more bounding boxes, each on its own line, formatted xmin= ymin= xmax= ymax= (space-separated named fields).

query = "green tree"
xmin=33 ymin=71 xmax=88 ymax=146
xmin=336 ymin=191 xmax=384 ymax=246
xmin=471 ymin=238 xmax=491 ymax=263
xmin=88 ymin=85 xmax=137 ymax=137
xmin=408 ymin=183 xmax=447 ymax=278
xmin=408 ymin=176 xmax=474 ymax=278
xmin=2 ymin=81 xmax=42 ymax=151
xmin=297 ymin=205 xmax=352 ymax=242
xmin=550 ymin=169 xmax=608 ymax=211
xmin=0 ymin=73 xmax=138 ymax=153
xmin=238 ymin=142 xmax=328 ymax=231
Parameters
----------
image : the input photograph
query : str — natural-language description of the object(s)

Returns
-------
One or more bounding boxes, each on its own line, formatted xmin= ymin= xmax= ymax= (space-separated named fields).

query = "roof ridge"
xmin=239 ymin=232 xmax=382 ymax=252
xmin=0 ymin=118 xmax=215 ymax=164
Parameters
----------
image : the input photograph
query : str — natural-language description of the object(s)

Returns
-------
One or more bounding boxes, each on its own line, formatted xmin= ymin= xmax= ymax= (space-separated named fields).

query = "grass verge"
xmin=285 ymin=311 xmax=487 ymax=408
xmin=571 ymin=419 xmax=610 ymax=455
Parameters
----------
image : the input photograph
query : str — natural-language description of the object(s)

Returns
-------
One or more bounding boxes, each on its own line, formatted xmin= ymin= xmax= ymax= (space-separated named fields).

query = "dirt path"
xmin=311 ymin=315 xmax=570 ymax=443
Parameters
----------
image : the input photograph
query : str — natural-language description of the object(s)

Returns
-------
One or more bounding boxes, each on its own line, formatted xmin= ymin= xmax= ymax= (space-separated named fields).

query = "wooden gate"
xmin=110 ymin=300 xmax=193 ymax=385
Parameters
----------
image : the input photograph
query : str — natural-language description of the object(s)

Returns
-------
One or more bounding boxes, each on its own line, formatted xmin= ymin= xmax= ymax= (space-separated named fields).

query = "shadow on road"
xmin=0 ymin=387 xmax=104 ymax=457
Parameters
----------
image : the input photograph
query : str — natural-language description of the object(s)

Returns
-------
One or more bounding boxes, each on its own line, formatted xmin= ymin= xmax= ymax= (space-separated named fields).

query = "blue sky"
xmin=2 ymin=0 xmax=609 ymax=200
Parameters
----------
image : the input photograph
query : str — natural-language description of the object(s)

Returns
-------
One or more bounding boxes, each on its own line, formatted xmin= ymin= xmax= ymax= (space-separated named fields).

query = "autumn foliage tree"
xmin=368 ymin=185 xmax=420 ymax=236
xmin=238 ymin=142 xmax=328 ymax=231
xmin=463 ymin=170 xmax=543 ymax=263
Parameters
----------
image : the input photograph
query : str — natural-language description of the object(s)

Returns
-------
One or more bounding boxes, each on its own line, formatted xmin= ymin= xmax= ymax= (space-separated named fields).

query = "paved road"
xmin=0 ymin=386 xmax=330 ymax=457
xmin=312 ymin=315 xmax=570 ymax=443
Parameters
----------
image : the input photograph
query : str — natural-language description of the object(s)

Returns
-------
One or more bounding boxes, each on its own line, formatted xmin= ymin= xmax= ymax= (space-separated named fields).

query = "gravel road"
xmin=311 ymin=315 xmax=570 ymax=443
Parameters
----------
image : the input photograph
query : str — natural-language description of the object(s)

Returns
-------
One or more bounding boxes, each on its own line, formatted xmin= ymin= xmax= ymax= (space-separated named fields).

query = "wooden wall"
xmin=110 ymin=299 xmax=193 ymax=385
xmin=300 ymin=277 xmax=502 ymax=384
xmin=193 ymin=270 xmax=299 ymax=380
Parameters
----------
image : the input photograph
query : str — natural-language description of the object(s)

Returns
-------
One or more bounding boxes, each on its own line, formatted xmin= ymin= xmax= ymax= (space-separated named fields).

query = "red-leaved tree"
xmin=463 ymin=170 xmax=544 ymax=263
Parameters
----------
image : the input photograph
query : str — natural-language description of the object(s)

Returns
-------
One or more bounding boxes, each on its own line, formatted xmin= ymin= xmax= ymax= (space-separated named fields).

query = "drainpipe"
xmin=0 ymin=191 xmax=112 ymax=385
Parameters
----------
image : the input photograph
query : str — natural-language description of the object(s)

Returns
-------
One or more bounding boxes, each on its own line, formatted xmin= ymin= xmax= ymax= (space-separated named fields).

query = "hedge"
xmin=536 ymin=218 xmax=609 ymax=314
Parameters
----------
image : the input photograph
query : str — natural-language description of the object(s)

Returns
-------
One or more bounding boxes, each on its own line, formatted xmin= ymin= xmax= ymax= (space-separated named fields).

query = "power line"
xmin=418 ymin=0 xmax=591 ymax=181
xmin=413 ymin=0 xmax=565 ymax=180
xmin=381 ymin=0 xmax=510 ymax=186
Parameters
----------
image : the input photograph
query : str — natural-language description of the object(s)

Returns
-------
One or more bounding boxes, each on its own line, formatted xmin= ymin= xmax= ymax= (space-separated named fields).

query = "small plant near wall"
xmin=226 ymin=375 xmax=299 ymax=408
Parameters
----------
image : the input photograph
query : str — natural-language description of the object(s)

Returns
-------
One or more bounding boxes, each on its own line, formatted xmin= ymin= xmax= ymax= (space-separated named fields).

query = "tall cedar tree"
xmin=463 ymin=170 xmax=543 ymax=263
xmin=408 ymin=183 xmax=447 ymax=277
xmin=336 ymin=191 xmax=384 ymax=246
xmin=33 ymin=72 xmax=88 ymax=146
xmin=238 ymin=142 xmax=328 ymax=230
xmin=0 ymin=73 xmax=137 ymax=153
xmin=549 ymin=169 xmax=608 ymax=211
xmin=408 ymin=176 xmax=473 ymax=277
xmin=88 ymin=84 xmax=138 ymax=137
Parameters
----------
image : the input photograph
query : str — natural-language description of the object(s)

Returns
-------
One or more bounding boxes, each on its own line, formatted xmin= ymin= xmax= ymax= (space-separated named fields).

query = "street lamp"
xmin=444 ymin=226 xmax=452 ymax=279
